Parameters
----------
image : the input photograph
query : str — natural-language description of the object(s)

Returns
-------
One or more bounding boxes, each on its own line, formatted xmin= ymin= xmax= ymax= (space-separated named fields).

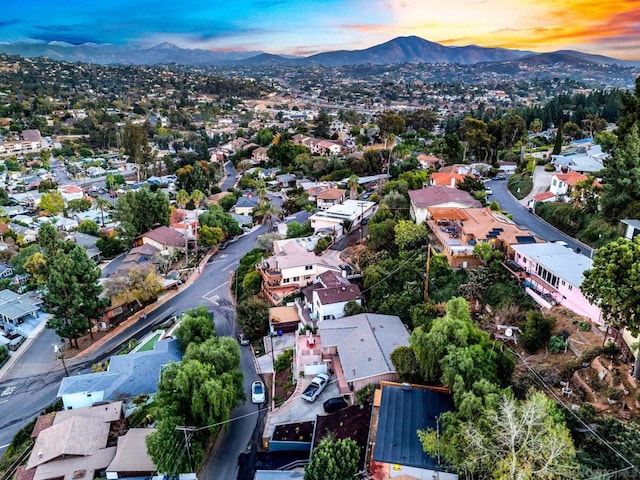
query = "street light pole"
xmin=53 ymin=344 xmax=69 ymax=377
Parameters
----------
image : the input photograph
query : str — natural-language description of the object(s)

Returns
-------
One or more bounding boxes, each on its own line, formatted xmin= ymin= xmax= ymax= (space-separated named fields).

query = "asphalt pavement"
xmin=0 ymin=160 xmax=252 ymax=459
xmin=487 ymin=177 xmax=593 ymax=257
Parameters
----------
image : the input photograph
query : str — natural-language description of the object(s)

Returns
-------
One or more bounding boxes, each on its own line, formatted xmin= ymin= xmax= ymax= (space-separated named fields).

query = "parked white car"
xmin=301 ymin=373 xmax=330 ymax=402
xmin=251 ymin=381 xmax=265 ymax=404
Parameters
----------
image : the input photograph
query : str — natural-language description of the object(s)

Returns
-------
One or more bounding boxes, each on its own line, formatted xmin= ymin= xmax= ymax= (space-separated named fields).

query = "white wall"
xmin=314 ymin=294 xmax=361 ymax=321
xmin=62 ymin=390 xmax=104 ymax=410
xmin=303 ymin=362 xmax=328 ymax=376
xmin=389 ymin=464 xmax=458 ymax=480
xmin=281 ymin=264 xmax=337 ymax=289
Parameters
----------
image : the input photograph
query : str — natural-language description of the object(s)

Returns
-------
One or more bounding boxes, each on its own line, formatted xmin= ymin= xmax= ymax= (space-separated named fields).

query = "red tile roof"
xmin=316 ymin=188 xmax=346 ymax=201
xmin=532 ymin=191 xmax=556 ymax=201
xmin=555 ymin=171 xmax=587 ymax=187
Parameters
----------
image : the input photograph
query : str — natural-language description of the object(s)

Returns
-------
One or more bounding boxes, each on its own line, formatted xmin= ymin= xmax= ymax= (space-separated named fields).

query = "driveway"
xmin=520 ymin=166 xmax=555 ymax=206
xmin=264 ymin=378 xmax=339 ymax=439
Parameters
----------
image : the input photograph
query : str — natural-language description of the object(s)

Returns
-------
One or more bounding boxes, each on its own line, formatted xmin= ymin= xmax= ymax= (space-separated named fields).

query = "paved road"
xmin=488 ymin=178 xmax=593 ymax=257
xmin=0 ymin=192 xmax=311 ymax=480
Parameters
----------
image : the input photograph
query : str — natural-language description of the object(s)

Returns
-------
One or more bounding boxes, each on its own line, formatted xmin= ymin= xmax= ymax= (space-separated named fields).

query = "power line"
xmin=194 ymin=406 xmax=269 ymax=432
xmin=359 ymin=249 xmax=421 ymax=296
xmin=583 ymin=466 xmax=636 ymax=479
xmin=514 ymin=349 xmax=637 ymax=472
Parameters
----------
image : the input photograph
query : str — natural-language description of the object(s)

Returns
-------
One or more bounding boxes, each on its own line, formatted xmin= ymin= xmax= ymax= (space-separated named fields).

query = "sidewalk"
xmin=0 ymin=318 xmax=49 ymax=382
xmin=69 ymin=249 xmax=216 ymax=362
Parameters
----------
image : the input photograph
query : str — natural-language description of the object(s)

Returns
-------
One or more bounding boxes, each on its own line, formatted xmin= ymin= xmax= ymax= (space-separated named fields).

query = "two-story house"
xmin=426 ymin=207 xmax=539 ymax=268
xmin=257 ymin=240 xmax=342 ymax=305
xmin=315 ymin=188 xmax=346 ymax=210
xmin=409 ymin=186 xmax=482 ymax=225
xmin=510 ymin=242 xmax=602 ymax=322
xmin=309 ymin=199 xmax=375 ymax=237
xmin=302 ymin=270 xmax=362 ymax=321
xmin=251 ymin=147 xmax=270 ymax=164
xmin=549 ymin=171 xmax=588 ymax=199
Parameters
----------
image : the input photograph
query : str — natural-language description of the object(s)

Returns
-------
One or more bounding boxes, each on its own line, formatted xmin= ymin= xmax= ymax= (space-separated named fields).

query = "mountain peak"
xmin=150 ymin=42 xmax=179 ymax=50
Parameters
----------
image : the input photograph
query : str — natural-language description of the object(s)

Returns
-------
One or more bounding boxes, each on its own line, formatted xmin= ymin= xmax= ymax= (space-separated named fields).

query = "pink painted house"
xmin=510 ymin=242 xmax=602 ymax=323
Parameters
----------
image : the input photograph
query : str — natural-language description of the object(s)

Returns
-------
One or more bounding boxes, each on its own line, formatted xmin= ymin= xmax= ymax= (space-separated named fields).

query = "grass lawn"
xmin=136 ymin=331 xmax=163 ymax=352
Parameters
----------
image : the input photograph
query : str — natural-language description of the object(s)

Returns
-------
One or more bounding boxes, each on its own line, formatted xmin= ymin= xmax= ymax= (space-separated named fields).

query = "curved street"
xmin=487 ymin=177 xmax=593 ymax=258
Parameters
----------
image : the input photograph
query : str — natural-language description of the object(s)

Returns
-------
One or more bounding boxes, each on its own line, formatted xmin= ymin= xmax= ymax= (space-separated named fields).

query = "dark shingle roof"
xmin=141 ymin=226 xmax=185 ymax=248
xmin=58 ymin=338 xmax=182 ymax=400
xmin=408 ymin=186 xmax=482 ymax=209
xmin=374 ymin=384 xmax=455 ymax=472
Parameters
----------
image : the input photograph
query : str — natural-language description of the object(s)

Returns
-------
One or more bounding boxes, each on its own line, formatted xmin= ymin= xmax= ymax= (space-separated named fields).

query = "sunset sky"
xmin=1 ymin=0 xmax=639 ymax=59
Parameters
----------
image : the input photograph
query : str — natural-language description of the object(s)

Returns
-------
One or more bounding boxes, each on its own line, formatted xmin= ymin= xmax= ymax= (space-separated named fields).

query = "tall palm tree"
xmin=190 ymin=189 xmax=206 ymax=270
xmin=94 ymin=197 xmax=111 ymax=227
xmin=259 ymin=201 xmax=279 ymax=231
xmin=348 ymin=174 xmax=359 ymax=200
xmin=255 ymin=179 xmax=267 ymax=206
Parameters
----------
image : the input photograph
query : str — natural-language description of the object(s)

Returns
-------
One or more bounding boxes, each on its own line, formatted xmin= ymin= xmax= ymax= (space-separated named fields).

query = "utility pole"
xmin=424 ymin=243 xmax=433 ymax=302
xmin=358 ymin=202 xmax=366 ymax=243
xmin=53 ymin=344 xmax=69 ymax=377
xmin=175 ymin=426 xmax=197 ymax=472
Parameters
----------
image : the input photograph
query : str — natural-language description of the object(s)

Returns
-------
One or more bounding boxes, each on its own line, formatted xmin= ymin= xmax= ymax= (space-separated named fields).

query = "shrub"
xmin=548 ymin=335 xmax=567 ymax=354
xmin=544 ymin=163 xmax=556 ymax=172
xmin=0 ymin=344 xmax=8 ymax=364
xmin=520 ymin=311 xmax=556 ymax=354
xmin=355 ymin=384 xmax=376 ymax=405
xmin=274 ymin=348 xmax=293 ymax=372
xmin=606 ymin=388 xmax=623 ymax=401
xmin=507 ymin=174 xmax=533 ymax=200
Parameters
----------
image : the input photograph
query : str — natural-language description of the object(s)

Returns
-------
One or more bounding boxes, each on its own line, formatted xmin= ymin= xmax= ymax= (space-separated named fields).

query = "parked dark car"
xmin=323 ymin=396 xmax=348 ymax=414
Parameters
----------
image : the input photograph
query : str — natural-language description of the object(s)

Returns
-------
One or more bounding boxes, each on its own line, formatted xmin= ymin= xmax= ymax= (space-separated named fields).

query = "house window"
xmin=568 ymin=285 xmax=573 ymax=291
xmin=293 ymin=276 xmax=299 ymax=281
xmin=323 ymin=315 xmax=331 ymax=320
xmin=304 ymin=275 xmax=311 ymax=280
xmin=561 ymin=280 xmax=566 ymax=286
xmin=283 ymin=278 xmax=289 ymax=284
xmin=305 ymin=265 xmax=313 ymax=270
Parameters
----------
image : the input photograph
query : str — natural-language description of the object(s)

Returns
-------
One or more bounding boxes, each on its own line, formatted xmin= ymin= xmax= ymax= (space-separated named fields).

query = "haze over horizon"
xmin=2 ymin=0 xmax=639 ymax=60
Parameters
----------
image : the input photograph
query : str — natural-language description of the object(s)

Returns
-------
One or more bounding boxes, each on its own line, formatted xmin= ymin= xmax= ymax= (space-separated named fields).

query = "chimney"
xmin=450 ymin=177 xmax=455 ymax=188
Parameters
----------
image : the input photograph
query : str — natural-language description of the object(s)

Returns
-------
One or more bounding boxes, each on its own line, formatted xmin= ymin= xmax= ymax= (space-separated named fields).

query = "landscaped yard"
xmin=136 ymin=331 xmax=164 ymax=352
xmin=273 ymin=367 xmax=296 ymax=408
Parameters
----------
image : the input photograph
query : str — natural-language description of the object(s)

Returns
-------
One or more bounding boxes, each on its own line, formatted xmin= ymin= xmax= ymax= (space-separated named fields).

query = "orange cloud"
xmin=381 ymin=0 xmax=640 ymax=59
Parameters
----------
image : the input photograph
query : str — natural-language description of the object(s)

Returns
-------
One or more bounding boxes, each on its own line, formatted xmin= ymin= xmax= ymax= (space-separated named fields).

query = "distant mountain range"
xmin=0 ymin=35 xmax=637 ymax=68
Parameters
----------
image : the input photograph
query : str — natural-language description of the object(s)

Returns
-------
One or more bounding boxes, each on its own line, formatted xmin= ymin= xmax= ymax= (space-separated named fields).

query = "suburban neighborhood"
xmin=0 ymin=30 xmax=639 ymax=480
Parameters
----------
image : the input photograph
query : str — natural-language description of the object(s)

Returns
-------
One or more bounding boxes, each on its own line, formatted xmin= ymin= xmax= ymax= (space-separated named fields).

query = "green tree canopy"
xmin=600 ymin=125 xmax=640 ymax=223
xmin=410 ymin=297 xmax=515 ymax=416
xmin=67 ymin=198 xmax=93 ymax=212
xmin=304 ymin=435 xmax=360 ymax=480
xmin=39 ymin=191 xmax=64 ymax=216
xmin=45 ymin=245 xmax=103 ymax=347
xmin=173 ymin=305 xmax=215 ymax=349
xmin=582 ymin=235 xmax=640 ymax=334
xmin=394 ymin=220 xmax=427 ymax=251
xmin=78 ymin=219 xmax=99 ymax=236
xmin=419 ymin=391 xmax=578 ymax=479
xmin=236 ymin=297 xmax=269 ymax=340
xmin=377 ymin=111 xmax=406 ymax=137
xmin=199 ymin=204 xmax=242 ymax=238
xmin=103 ymin=264 xmax=164 ymax=308
xmin=113 ymin=189 xmax=170 ymax=243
